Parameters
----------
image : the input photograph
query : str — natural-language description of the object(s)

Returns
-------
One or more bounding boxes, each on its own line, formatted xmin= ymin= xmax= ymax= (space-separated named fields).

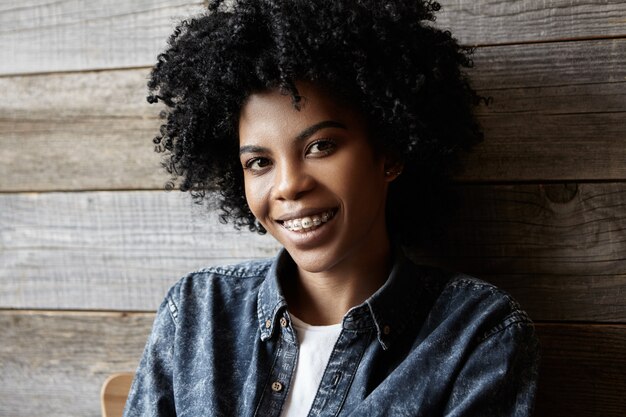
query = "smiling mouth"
xmin=278 ymin=209 xmax=337 ymax=232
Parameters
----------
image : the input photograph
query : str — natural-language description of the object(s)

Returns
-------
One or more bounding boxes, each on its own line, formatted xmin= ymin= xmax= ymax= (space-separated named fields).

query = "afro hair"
xmin=147 ymin=0 xmax=483 ymax=246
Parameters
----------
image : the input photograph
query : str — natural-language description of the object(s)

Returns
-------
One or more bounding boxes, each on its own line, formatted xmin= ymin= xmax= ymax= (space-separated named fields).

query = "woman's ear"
xmin=383 ymin=157 xmax=404 ymax=182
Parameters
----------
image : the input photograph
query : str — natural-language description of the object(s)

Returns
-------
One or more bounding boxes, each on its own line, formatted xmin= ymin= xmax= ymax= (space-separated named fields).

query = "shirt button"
xmin=271 ymin=381 xmax=283 ymax=392
xmin=383 ymin=325 xmax=391 ymax=335
xmin=280 ymin=317 xmax=288 ymax=327
xmin=265 ymin=319 xmax=272 ymax=328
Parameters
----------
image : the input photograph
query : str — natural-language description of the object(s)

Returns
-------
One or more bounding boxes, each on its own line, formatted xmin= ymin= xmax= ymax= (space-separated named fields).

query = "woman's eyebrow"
xmin=294 ymin=120 xmax=346 ymax=142
xmin=239 ymin=120 xmax=346 ymax=156
xmin=239 ymin=145 xmax=267 ymax=156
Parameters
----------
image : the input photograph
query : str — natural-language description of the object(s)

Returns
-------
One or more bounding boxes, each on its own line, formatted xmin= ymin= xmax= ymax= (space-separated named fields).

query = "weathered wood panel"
xmin=427 ymin=183 xmax=626 ymax=275
xmin=462 ymin=112 xmax=626 ymax=181
xmin=435 ymin=0 xmax=626 ymax=46
xmin=2 ymin=0 xmax=625 ymax=75
xmin=535 ymin=323 xmax=626 ymax=417
xmin=416 ymin=183 xmax=626 ymax=322
xmin=1 ymin=39 xmax=625 ymax=192
xmin=464 ymin=39 xmax=626 ymax=180
xmin=0 ymin=68 xmax=156 ymax=118
xmin=0 ymin=191 xmax=280 ymax=311
xmin=0 ymin=310 xmax=153 ymax=417
xmin=471 ymin=38 xmax=626 ymax=88
xmin=482 ymin=273 xmax=626 ymax=324
xmin=0 ymin=0 xmax=205 ymax=75
xmin=1 ymin=311 xmax=624 ymax=417
xmin=2 ymin=183 xmax=625 ymax=321
xmin=0 ymin=69 xmax=164 ymax=191
xmin=414 ymin=182 xmax=626 ymax=321
xmin=0 ymin=120 xmax=165 ymax=191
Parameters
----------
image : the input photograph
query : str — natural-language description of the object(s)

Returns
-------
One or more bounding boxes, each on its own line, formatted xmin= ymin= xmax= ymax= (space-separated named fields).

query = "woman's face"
xmin=238 ymin=83 xmax=394 ymax=275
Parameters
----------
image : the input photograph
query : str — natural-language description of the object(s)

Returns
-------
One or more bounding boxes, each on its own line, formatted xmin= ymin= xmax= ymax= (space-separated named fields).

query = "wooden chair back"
xmin=101 ymin=373 xmax=135 ymax=417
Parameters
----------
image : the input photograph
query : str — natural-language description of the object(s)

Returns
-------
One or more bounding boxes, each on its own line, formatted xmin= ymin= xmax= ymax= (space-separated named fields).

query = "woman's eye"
xmin=306 ymin=139 xmax=336 ymax=157
xmin=244 ymin=157 xmax=272 ymax=172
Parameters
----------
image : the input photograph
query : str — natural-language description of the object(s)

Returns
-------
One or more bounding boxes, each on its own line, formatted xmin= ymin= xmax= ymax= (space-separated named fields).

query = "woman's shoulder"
xmin=194 ymin=257 xmax=274 ymax=279
xmin=409 ymin=263 xmax=534 ymax=342
xmin=162 ymin=257 xmax=275 ymax=317
xmin=410 ymin=261 xmax=525 ymax=313
xmin=440 ymin=272 xmax=528 ymax=315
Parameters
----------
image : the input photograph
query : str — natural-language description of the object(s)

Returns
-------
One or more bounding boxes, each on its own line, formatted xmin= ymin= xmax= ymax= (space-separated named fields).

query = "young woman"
xmin=124 ymin=1 xmax=539 ymax=416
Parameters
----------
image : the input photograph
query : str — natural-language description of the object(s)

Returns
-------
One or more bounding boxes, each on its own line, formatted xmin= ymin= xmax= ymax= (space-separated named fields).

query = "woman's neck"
xmin=284 ymin=239 xmax=392 ymax=326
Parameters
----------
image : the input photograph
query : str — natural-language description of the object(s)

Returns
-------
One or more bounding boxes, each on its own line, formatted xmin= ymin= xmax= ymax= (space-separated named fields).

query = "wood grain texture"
xmin=0 ymin=191 xmax=280 ymax=311
xmin=463 ymin=111 xmax=626 ymax=181
xmin=412 ymin=182 xmax=626 ymax=322
xmin=535 ymin=323 xmax=626 ymax=417
xmin=0 ymin=120 xmax=165 ymax=190
xmin=2 ymin=183 xmax=625 ymax=321
xmin=0 ymin=0 xmax=205 ymax=75
xmin=0 ymin=311 xmax=623 ymax=417
xmin=0 ymin=310 xmax=153 ymax=417
xmin=471 ymin=39 xmax=626 ymax=89
xmin=101 ymin=373 xmax=135 ymax=417
xmin=2 ymin=0 xmax=625 ymax=75
xmin=0 ymin=68 xmax=157 ymax=118
xmin=0 ymin=69 xmax=166 ymax=191
xmin=434 ymin=0 xmax=626 ymax=45
xmin=1 ymin=39 xmax=625 ymax=192
xmin=464 ymin=39 xmax=626 ymax=180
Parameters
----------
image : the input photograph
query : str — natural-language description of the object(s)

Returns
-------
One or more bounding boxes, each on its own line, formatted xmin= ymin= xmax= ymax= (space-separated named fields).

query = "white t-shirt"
xmin=281 ymin=314 xmax=343 ymax=417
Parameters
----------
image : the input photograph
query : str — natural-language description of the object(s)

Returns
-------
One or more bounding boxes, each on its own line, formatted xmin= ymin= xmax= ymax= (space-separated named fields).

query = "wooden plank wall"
xmin=1 ymin=1 xmax=624 ymax=415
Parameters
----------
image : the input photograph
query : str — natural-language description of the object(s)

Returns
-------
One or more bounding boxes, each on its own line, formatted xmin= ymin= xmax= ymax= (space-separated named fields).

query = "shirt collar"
xmin=257 ymin=248 xmax=290 ymax=341
xmin=257 ymin=247 xmax=443 ymax=349
xmin=360 ymin=249 xmax=433 ymax=350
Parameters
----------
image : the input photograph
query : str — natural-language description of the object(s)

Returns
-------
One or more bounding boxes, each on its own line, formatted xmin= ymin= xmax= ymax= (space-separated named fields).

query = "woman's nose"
xmin=273 ymin=160 xmax=315 ymax=201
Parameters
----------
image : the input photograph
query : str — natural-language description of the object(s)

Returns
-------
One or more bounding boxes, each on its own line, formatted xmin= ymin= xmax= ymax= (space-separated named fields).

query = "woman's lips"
xmin=278 ymin=209 xmax=337 ymax=232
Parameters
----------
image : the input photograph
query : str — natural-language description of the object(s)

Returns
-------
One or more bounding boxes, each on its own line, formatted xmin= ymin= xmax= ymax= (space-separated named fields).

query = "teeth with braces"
xmin=282 ymin=210 xmax=335 ymax=232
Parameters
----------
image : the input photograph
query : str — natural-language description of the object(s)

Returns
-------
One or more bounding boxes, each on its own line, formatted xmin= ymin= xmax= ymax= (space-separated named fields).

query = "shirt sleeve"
xmin=443 ymin=316 xmax=540 ymax=417
xmin=123 ymin=295 xmax=178 ymax=417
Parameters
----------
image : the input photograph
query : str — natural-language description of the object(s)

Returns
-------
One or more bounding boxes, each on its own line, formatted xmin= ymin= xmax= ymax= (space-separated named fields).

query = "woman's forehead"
xmin=238 ymin=83 xmax=365 ymax=142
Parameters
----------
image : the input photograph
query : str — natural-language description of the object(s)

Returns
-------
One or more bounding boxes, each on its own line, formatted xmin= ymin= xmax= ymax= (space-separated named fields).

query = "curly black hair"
xmin=147 ymin=0 xmax=483 ymax=246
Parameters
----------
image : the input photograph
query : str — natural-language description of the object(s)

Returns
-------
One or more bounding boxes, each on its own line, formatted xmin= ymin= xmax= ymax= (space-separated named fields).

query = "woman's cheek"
xmin=244 ymin=176 xmax=271 ymax=220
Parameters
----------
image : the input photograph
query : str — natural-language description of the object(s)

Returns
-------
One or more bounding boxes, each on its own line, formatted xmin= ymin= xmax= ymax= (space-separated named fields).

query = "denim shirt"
xmin=124 ymin=248 xmax=539 ymax=417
